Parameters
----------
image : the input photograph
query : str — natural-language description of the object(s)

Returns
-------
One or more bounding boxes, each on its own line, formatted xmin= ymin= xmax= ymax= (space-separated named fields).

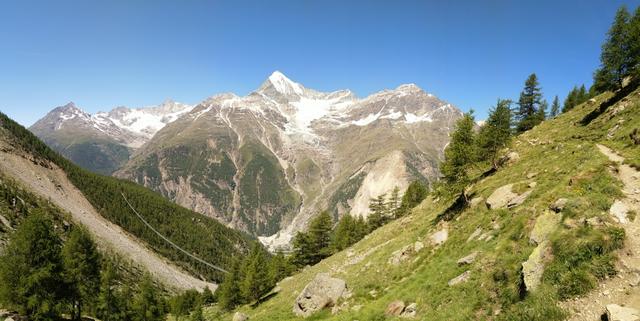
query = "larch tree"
xmin=440 ymin=111 xmax=477 ymax=199
xmin=477 ymin=99 xmax=513 ymax=169
xmin=515 ymin=74 xmax=544 ymax=132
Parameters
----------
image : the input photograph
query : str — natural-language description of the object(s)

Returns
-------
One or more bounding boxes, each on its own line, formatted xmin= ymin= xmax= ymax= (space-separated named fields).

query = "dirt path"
xmin=562 ymin=145 xmax=640 ymax=320
xmin=0 ymin=140 xmax=215 ymax=292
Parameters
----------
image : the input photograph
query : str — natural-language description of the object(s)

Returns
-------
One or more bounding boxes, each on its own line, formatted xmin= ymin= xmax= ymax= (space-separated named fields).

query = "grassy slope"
xmin=208 ymin=87 xmax=640 ymax=320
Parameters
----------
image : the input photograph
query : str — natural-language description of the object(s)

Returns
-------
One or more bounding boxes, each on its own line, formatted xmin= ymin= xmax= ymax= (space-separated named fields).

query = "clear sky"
xmin=1 ymin=0 xmax=640 ymax=126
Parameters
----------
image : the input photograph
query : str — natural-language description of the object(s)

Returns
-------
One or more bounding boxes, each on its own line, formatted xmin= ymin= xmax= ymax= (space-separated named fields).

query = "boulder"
xmin=385 ymin=300 xmax=406 ymax=316
xmin=430 ymin=228 xmax=448 ymax=246
xmin=457 ymin=251 xmax=479 ymax=266
xmin=293 ymin=273 xmax=348 ymax=317
xmin=232 ymin=312 xmax=249 ymax=321
xmin=606 ymin=304 xmax=639 ymax=321
xmin=529 ymin=211 xmax=561 ymax=245
xmin=414 ymin=241 xmax=424 ymax=253
xmin=469 ymin=197 xmax=484 ymax=208
xmin=550 ymin=198 xmax=568 ymax=212
xmin=507 ymin=190 xmax=532 ymax=208
xmin=448 ymin=270 xmax=471 ymax=286
xmin=467 ymin=227 xmax=482 ymax=242
xmin=522 ymin=241 xmax=550 ymax=292
xmin=499 ymin=151 xmax=520 ymax=166
xmin=401 ymin=302 xmax=418 ymax=318
xmin=388 ymin=245 xmax=414 ymax=265
xmin=610 ymin=200 xmax=630 ymax=224
xmin=486 ymin=184 xmax=518 ymax=209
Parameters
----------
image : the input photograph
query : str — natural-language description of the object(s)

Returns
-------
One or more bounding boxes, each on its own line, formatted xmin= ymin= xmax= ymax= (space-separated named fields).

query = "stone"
xmin=469 ymin=197 xmax=484 ymax=207
xmin=507 ymin=190 xmax=532 ymax=208
xmin=486 ymin=184 xmax=518 ymax=209
xmin=430 ymin=228 xmax=448 ymax=246
xmin=522 ymin=241 xmax=550 ymax=292
xmin=606 ymin=304 xmax=639 ymax=321
xmin=457 ymin=251 xmax=479 ymax=266
xmin=529 ymin=210 xmax=561 ymax=245
xmin=401 ymin=303 xmax=417 ymax=318
xmin=448 ymin=270 xmax=471 ymax=286
xmin=526 ymin=172 xmax=538 ymax=179
xmin=528 ymin=182 xmax=537 ymax=188
xmin=586 ymin=216 xmax=604 ymax=227
xmin=385 ymin=300 xmax=406 ymax=316
xmin=499 ymin=151 xmax=520 ymax=166
xmin=610 ymin=200 xmax=630 ymax=224
xmin=388 ymin=245 xmax=414 ymax=265
xmin=414 ymin=241 xmax=424 ymax=253
xmin=293 ymin=273 xmax=348 ymax=317
xmin=232 ymin=312 xmax=249 ymax=321
xmin=467 ymin=227 xmax=482 ymax=242
xmin=550 ymin=198 xmax=568 ymax=212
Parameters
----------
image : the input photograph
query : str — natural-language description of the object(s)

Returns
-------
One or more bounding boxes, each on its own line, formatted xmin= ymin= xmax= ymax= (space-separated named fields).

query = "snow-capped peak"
xmin=260 ymin=71 xmax=305 ymax=96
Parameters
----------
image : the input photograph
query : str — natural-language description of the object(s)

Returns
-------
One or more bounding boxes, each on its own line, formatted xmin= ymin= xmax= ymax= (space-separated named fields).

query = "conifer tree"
xmin=190 ymin=305 xmax=204 ymax=321
xmin=132 ymin=276 xmax=164 ymax=321
xmin=477 ymin=99 xmax=512 ymax=168
xmin=62 ymin=227 xmax=101 ymax=321
xmin=240 ymin=243 xmax=270 ymax=302
xmin=97 ymin=261 xmax=120 ymax=321
xmin=0 ymin=212 xmax=64 ymax=321
xmin=331 ymin=215 xmax=357 ymax=251
xmin=563 ymin=86 xmax=578 ymax=113
xmin=291 ymin=231 xmax=314 ymax=267
xmin=441 ymin=111 xmax=477 ymax=198
xmin=267 ymin=251 xmax=292 ymax=288
xmin=217 ymin=257 xmax=243 ymax=310
xmin=307 ymin=211 xmax=333 ymax=262
xmin=550 ymin=95 xmax=560 ymax=117
xmin=387 ymin=187 xmax=401 ymax=218
xmin=515 ymin=74 xmax=544 ymax=132
xmin=629 ymin=6 xmax=640 ymax=78
xmin=594 ymin=6 xmax=632 ymax=91
xmin=397 ymin=180 xmax=428 ymax=216
xmin=367 ymin=194 xmax=388 ymax=231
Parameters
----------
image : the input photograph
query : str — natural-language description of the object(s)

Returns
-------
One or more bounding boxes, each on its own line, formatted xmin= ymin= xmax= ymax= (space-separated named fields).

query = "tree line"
xmin=215 ymin=180 xmax=428 ymax=311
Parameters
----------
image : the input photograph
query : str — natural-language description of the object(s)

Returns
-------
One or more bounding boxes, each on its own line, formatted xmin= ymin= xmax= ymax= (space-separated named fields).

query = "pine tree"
xmin=387 ymin=187 xmax=401 ymax=218
xmin=267 ymin=251 xmax=292 ymax=288
xmin=534 ymin=99 xmax=548 ymax=124
xmin=62 ymin=227 xmax=101 ymax=321
xmin=367 ymin=194 xmax=388 ymax=231
xmin=331 ymin=215 xmax=357 ymax=251
xmin=0 ymin=211 xmax=64 ymax=321
xmin=97 ymin=261 xmax=120 ymax=321
xmin=307 ymin=211 xmax=333 ymax=263
xmin=594 ymin=6 xmax=632 ymax=91
xmin=397 ymin=180 xmax=428 ymax=216
xmin=200 ymin=287 xmax=215 ymax=305
xmin=190 ymin=305 xmax=204 ymax=321
xmin=240 ymin=243 xmax=270 ymax=302
xmin=563 ymin=86 xmax=578 ymax=113
xmin=132 ymin=276 xmax=165 ymax=321
xmin=550 ymin=95 xmax=560 ymax=117
xmin=441 ymin=111 xmax=477 ymax=198
xmin=477 ymin=99 xmax=512 ymax=168
xmin=217 ymin=257 xmax=242 ymax=310
xmin=515 ymin=74 xmax=544 ymax=132
xmin=629 ymin=6 xmax=640 ymax=78
xmin=291 ymin=232 xmax=314 ymax=267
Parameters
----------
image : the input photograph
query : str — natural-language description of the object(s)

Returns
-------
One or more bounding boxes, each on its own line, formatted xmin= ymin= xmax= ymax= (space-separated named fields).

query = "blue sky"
xmin=1 ymin=0 xmax=639 ymax=126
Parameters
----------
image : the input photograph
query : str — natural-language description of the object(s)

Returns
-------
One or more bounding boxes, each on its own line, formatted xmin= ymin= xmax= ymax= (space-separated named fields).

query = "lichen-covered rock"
xmin=401 ymin=303 xmax=418 ymax=318
xmin=388 ymin=245 xmax=414 ymax=265
xmin=529 ymin=210 xmax=561 ymax=245
xmin=606 ymin=304 xmax=640 ymax=321
xmin=448 ymin=270 xmax=471 ymax=286
xmin=457 ymin=251 xmax=479 ymax=266
xmin=550 ymin=198 xmax=568 ymax=212
xmin=507 ymin=189 xmax=532 ymax=208
xmin=522 ymin=241 xmax=551 ymax=292
xmin=486 ymin=184 xmax=518 ymax=209
xmin=430 ymin=228 xmax=448 ymax=246
xmin=610 ymin=200 xmax=630 ymax=224
xmin=385 ymin=300 xmax=406 ymax=316
xmin=293 ymin=274 xmax=348 ymax=317
xmin=232 ymin=312 xmax=249 ymax=321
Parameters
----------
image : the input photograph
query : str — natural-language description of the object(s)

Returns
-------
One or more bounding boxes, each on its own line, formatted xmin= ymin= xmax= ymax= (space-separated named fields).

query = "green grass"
xmin=204 ymin=87 xmax=640 ymax=320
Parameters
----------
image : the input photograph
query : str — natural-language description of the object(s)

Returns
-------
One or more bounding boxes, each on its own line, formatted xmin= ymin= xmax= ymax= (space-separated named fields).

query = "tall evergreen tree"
xmin=594 ymin=6 xmax=632 ymax=91
xmin=387 ymin=187 xmax=401 ymax=218
xmin=629 ymin=6 xmax=640 ymax=78
xmin=217 ymin=257 xmax=243 ymax=311
xmin=240 ymin=243 xmax=270 ymax=302
xmin=397 ymin=180 xmax=428 ymax=216
xmin=563 ymin=86 xmax=578 ymax=113
xmin=0 ymin=212 xmax=64 ymax=321
xmin=367 ymin=194 xmax=389 ymax=231
xmin=62 ymin=227 xmax=101 ymax=321
xmin=550 ymin=95 xmax=560 ymax=117
xmin=307 ymin=211 xmax=333 ymax=263
xmin=441 ymin=111 xmax=477 ymax=198
xmin=515 ymin=74 xmax=544 ymax=132
xmin=331 ymin=214 xmax=363 ymax=251
xmin=97 ymin=261 xmax=120 ymax=321
xmin=132 ymin=276 xmax=165 ymax=321
xmin=291 ymin=231 xmax=314 ymax=267
xmin=267 ymin=251 xmax=292 ymax=288
xmin=477 ymin=99 xmax=513 ymax=168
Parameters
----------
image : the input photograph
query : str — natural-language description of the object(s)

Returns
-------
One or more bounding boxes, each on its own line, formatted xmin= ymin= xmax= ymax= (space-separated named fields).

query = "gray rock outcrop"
xmin=293 ymin=273 xmax=348 ymax=317
xmin=606 ymin=304 xmax=639 ymax=321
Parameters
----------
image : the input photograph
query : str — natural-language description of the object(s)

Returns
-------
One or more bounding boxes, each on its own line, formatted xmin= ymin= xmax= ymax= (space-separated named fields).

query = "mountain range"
xmin=30 ymin=72 xmax=462 ymax=249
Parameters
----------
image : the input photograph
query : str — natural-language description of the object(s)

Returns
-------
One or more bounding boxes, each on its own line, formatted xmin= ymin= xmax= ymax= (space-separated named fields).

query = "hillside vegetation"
xmin=0 ymin=113 xmax=255 ymax=282
xmin=204 ymin=79 xmax=640 ymax=321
